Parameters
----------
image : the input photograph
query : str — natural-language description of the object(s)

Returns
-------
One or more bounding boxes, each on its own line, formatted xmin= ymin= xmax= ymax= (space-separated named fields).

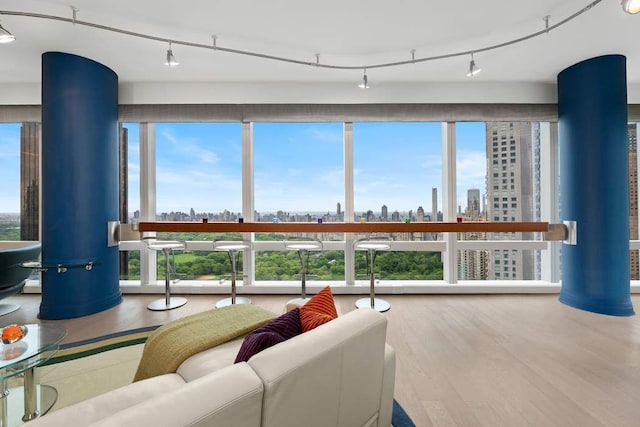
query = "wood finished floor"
xmin=3 ymin=293 xmax=640 ymax=427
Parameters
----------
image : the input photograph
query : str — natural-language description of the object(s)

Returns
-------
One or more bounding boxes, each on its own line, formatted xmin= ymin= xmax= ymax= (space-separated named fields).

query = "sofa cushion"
xmin=235 ymin=308 xmax=302 ymax=363
xmin=299 ymin=286 xmax=338 ymax=332
xmin=177 ymin=337 xmax=244 ymax=381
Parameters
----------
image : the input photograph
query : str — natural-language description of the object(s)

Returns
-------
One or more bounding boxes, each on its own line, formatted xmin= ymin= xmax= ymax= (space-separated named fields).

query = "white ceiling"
xmin=0 ymin=0 xmax=639 ymax=102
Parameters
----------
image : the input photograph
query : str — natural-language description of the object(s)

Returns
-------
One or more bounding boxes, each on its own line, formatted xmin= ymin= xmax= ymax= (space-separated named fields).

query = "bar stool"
xmin=214 ymin=240 xmax=252 ymax=308
xmin=284 ymin=238 xmax=322 ymax=305
xmin=354 ymin=238 xmax=391 ymax=312
xmin=144 ymin=238 xmax=188 ymax=311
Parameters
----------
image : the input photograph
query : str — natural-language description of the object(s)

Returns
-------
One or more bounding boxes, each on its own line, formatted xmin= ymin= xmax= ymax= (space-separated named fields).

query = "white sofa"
xmin=31 ymin=308 xmax=396 ymax=427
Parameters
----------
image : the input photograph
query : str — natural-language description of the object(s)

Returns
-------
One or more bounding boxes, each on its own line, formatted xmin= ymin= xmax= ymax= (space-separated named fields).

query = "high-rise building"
xmin=467 ymin=189 xmax=481 ymax=217
xmin=629 ymin=124 xmax=638 ymax=279
xmin=485 ymin=122 xmax=535 ymax=280
xmin=458 ymin=230 xmax=489 ymax=280
xmin=533 ymin=123 xmax=543 ymax=280
xmin=20 ymin=123 xmax=40 ymax=241
xmin=431 ymin=188 xmax=437 ymax=222
xmin=458 ymin=187 xmax=488 ymax=279
xmin=366 ymin=210 xmax=375 ymax=222
xmin=416 ymin=206 xmax=425 ymax=222
xmin=381 ymin=205 xmax=388 ymax=220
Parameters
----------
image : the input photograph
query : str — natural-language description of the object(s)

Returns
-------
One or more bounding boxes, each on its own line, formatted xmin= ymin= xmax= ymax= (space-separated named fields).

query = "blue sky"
xmin=0 ymin=124 xmax=20 ymax=213
xmin=0 ymin=122 xmax=487 ymax=215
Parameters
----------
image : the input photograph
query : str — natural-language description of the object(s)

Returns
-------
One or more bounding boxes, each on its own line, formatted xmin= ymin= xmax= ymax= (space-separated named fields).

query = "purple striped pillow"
xmin=234 ymin=308 xmax=302 ymax=363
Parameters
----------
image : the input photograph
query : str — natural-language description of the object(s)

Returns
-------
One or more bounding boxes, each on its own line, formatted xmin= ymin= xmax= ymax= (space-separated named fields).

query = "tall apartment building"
xmin=20 ymin=123 xmax=40 ymax=241
xmin=485 ymin=122 xmax=535 ymax=280
xmin=458 ymin=231 xmax=489 ymax=280
xmin=466 ymin=189 xmax=481 ymax=218
xmin=629 ymin=124 xmax=639 ymax=280
xmin=457 ymin=188 xmax=487 ymax=279
xmin=431 ymin=188 xmax=437 ymax=222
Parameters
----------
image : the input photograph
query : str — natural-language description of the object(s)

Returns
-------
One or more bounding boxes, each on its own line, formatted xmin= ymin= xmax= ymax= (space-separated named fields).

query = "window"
xmin=154 ymin=122 xmax=243 ymax=282
xmin=0 ymin=124 xmax=23 ymax=241
xmin=254 ymin=122 xmax=344 ymax=281
xmin=354 ymin=122 xmax=443 ymax=280
xmin=121 ymin=123 xmax=139 ymax=280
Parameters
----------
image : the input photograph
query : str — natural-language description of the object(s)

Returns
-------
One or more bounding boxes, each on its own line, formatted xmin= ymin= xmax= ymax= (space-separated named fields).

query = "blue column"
xmin=40 ymin=52 xmax=122 ymax=319
xmin=558 ymin=55 xmax=634 ymax=316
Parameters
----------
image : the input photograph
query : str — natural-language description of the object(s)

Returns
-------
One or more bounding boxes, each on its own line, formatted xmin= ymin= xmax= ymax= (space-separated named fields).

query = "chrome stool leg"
xmin=355 ymin=240 xmax=391 ymax=312
xmin=148 ymin=247 xmax=187 ymax=311
xmin=215 ymin=242 xmax=252 ymax=308
xmin=284 ymin=239 xmax=322 ymax=307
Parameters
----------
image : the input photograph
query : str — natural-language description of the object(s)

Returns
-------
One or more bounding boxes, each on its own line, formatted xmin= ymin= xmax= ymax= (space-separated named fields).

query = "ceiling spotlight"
xmin=622 ymin=0 xmax=640 ymax=14
xmin=358 ymin=69 xmax=369 ymax=89
xmin=466 ymin=53 xmax=481 ymax=77
xmin=164 ymin=41 xmax=179 ymax=67
xmin=0 ymin=22 xmax=16 ymax=44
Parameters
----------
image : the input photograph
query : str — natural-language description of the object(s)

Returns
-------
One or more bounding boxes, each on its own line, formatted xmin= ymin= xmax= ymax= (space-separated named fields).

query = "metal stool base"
xmin=147 ymin=297 xmax=188 ymax=311
xmin=0 ymin=303 xmax=20 ymax=316
xmin=215 ymin=296 xmax=252 ymax=308
xmin=355 ymin=297 xmax=391 ymax=312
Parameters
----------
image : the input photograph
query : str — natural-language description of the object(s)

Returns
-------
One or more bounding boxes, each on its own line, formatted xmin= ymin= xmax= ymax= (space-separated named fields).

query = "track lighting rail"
xmin=0 ymin=0 xmax=603 ymax=71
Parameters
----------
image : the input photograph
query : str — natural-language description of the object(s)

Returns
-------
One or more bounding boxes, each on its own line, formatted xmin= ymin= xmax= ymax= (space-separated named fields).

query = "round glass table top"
xmin=0 ymin=324 xmax=67 ymax=380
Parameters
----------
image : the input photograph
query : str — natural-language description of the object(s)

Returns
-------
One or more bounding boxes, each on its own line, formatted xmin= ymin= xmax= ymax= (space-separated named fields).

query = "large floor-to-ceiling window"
xmin=253 ymin=122 xmax=344 ymax=285
xmin=353 ymin=122 xmax=443 ymax=282
xmin=12 ymin=112 xmax=640 ymax=293
xmin=455 ymin=122 xmax=545 ymax=281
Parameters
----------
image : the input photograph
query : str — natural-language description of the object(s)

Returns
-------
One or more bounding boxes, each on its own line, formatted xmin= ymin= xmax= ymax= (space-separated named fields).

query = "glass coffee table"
xmin=0 ymin=324 xmax=67 ymax=426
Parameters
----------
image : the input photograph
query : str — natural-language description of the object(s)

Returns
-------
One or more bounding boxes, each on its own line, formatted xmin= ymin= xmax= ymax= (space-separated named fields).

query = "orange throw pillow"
xmin=299 ymin=286 xmax=338 ymax=332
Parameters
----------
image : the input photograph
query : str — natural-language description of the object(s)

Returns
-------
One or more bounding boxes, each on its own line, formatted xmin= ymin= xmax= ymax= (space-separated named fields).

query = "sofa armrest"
xmin=378 ymin=344 xmax=396 ymax=427
xmin=26 ymin=373 xmax=186 ymax=427
xmin=91 ymin=362 xmax=263 ymax=427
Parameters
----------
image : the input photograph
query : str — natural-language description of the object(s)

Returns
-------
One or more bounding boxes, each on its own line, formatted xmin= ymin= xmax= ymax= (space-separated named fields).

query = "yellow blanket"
xmin=133 ymin=304 xmax=277 ymax=381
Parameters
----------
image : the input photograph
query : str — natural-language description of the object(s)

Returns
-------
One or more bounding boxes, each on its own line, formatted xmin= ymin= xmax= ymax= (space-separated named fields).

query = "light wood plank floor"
xmin=3 ymin=293 xmax=640 ymax=427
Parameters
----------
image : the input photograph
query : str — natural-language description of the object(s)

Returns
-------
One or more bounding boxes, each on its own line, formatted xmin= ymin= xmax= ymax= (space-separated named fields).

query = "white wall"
xmin=2 ymin=81 xmax=639 ymax=106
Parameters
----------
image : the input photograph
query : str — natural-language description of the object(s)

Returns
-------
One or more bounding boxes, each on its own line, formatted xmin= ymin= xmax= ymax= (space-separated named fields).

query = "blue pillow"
xmin=234 ymin=308 xmax=302 ymax=363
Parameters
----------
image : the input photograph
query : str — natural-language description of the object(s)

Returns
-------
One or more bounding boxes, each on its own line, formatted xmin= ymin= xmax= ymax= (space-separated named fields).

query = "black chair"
xmin=0 ymin=242 xmax=41 ymax=315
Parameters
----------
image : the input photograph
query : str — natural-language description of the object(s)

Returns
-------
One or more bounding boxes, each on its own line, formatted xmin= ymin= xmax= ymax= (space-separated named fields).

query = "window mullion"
xmin=139 ymin=123 xmax=156 ymax=285
xmin=442 ymin=122 xmax=457 ymax=284
xmin=344 ymin=122 xmax=355 ymax=285
xmin=242 ymin=122 xmax=255 ymax=285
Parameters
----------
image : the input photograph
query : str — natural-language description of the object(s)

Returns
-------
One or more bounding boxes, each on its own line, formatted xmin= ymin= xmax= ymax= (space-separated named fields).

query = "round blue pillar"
xmin=40 ymin=52 xmax=122 ymax=319
xmin=558 ymin=55 xmax=634 ymax=316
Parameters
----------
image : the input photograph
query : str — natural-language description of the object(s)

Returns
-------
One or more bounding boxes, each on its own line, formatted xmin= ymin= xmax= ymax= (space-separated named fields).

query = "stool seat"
xmin=145 ymin=238 xmax=188 ymax=311
xmin=284 ymin=242 xmax=322 ymax=251
xmin=354 ymin=242 xmax=391 ymax=251
xmin=146 ymin=241 xmax=186 ymax=251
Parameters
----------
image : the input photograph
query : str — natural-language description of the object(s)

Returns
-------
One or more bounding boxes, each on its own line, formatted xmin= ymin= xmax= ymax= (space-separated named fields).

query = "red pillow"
xmin=299 ymin=286 xmax=338 ymax=332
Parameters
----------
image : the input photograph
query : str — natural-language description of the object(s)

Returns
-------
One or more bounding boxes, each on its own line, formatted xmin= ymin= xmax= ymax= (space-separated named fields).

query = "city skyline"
xmin=2 ymin=121 xmax=487 ymax=214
